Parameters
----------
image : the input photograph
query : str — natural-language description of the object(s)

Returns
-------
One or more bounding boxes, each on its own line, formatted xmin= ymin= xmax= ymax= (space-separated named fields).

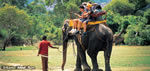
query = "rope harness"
xmin=76 ymin=34 xmax=86 ymax=51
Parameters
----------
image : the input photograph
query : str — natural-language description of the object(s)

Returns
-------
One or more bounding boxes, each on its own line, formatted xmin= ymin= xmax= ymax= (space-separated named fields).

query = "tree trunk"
xmin=61 ymin=0 xmax=64 ymax=5
xmin=2 ymin=40 xmax=7 ymax=51
xmin=31 ymin=38 xmax=33 ymax=46
xmin=0 ymin=45 xmax=2 ymax=51
xmin=2 ymin=36 xmax=13 ymax=51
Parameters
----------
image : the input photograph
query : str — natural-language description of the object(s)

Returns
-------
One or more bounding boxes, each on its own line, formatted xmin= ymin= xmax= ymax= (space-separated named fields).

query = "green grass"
xmin=5 ymin=46 xmax=37 ymax=51
xmin=0 ymin=45 xmax=150 ymax=71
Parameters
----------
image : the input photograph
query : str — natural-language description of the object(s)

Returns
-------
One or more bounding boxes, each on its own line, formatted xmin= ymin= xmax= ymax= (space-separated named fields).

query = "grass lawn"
xmin=0 ymin=45 xmax=150 ymax=71
xmin=5 ymin=46 xmax=37 ymax=51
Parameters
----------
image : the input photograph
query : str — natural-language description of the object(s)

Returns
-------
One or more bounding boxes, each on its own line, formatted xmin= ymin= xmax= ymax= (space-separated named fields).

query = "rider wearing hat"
xmin=82 ymin=3 xmax=94 ymax=36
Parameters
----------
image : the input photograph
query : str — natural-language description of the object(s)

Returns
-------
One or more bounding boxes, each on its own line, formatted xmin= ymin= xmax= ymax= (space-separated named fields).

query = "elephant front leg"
xmin=77 ymin=47 xmax=91 ymax=71
xmin=87 ymin=51 xmax=103 ymax=71
xmin=78 ymin=49 xmax=91 ymax=71
xmin=74 ymin=37 xmax=91 ymax=71
xmin=74 ymin=53 xmax=82 ymax=71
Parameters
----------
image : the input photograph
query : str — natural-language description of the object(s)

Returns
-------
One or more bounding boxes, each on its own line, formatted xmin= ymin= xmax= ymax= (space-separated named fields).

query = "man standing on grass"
xmin=37 ymin=36 xmax=58 ymax=71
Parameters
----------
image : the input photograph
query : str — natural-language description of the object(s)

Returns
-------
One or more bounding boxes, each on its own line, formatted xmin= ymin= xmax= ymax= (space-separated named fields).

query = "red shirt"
xmin=39 ymin=40 xmax=52 ymax=55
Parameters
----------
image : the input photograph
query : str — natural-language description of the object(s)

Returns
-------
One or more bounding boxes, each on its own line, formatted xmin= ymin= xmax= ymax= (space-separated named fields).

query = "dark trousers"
xmin=41 ymin=56 xmax=48 ymax=71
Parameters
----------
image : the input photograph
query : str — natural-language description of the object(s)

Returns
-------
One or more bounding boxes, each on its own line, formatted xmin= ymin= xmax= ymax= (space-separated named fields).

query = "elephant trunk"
xmin=61 ymin=39 xmax=68 ymax=70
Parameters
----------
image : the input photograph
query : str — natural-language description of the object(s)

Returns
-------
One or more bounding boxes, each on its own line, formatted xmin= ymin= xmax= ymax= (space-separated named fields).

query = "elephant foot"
xmin=83 ymin=69 xmax=91 ymax=71
xmin=74 ymin=68 xmax=82 ymax=71
xmin=83 ymin=67 xmax=91 ymax=71
xmin=92 ymin=69 xmax=103 ymax=71
xmin=105 ymin=69 xmax=111 ymax=71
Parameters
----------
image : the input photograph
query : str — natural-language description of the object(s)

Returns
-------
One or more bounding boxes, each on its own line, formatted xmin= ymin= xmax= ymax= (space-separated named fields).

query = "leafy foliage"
xmin=0 ymin=4 xmax=32 ymax=50
xmin=0 ymin=0 xmax=150 ymax=47
xmin=0 ymin=4 xmax=31 ymax=38
xmin=124 ymin=16 xmax=148 ymax=45
xmin=105 ymin=0 xmax=150 ymax=45
xmin=104 ymin=0 xmax=135 ymax=15
xmin=0 ymin=0 xmax=28 ymax=9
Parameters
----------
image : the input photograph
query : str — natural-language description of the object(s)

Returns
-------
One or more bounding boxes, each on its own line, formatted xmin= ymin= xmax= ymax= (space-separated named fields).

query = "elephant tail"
xmin=113 ymin=23 xmax=128 ymax=43
xmin=113 ymin=28 xmax=125 ymax=43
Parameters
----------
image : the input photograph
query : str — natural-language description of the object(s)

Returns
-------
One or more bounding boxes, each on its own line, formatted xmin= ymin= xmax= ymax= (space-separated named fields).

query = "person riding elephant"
xmin=69 ymin=5 xmax=88 ymax=34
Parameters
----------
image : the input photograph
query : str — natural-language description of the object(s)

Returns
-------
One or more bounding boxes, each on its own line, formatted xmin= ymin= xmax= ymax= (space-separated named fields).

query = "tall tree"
xmin=0 ymin=5 xmax=32 ymax=51
xmin=104 ymin=0 xmax=135 ymax=15
xmin=128 ymin=0 xmax=147 ymax=11
xmin=26 ymin=0 xmax=46 ymax=15
xmin=0 ymin=0 xmax=28 ymax=9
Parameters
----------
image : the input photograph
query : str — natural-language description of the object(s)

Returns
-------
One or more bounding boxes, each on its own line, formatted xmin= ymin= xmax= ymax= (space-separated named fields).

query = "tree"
xmin=140 ymin=25 xmax=150 ymax=45
xmin=106 ymin=11 xmax=120 ymax=33
xmin=0 ymin=5 xmax=32 ymax=51
xmin=104 ymin=0 xmax=150 ymax=45
xmin=26 ymin=0 xmax=46 ymax=15
xmin=144 ymin=9 xmax=150 ymax=24
xmin=104 ymin=0 xmax=135 ymax=15
xmin=128 ymin=0 xmax=147 ymax=11
xmin=0 ymin=0 xmax=28 ymax=9
xmin=45 ymin=0 xmax=55 ymax=6
xmin=124 ymin=16 xmax=148 ymax=45
xmin=45 ymin=0 xmax=89 ymax=6
xmin=146 ymin=0 xmax=150 ymax=3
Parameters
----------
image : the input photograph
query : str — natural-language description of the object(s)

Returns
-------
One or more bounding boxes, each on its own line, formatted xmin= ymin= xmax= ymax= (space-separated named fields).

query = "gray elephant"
xmin=61 ymin=19 xmax=113 ymax=71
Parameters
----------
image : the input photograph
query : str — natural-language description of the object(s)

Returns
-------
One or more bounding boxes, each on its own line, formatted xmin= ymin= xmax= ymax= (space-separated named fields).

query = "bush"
xmin=124 ymin=16 xmax=149 ymax=45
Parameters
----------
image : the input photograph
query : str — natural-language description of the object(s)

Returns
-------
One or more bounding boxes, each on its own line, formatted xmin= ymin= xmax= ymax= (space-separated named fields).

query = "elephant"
xmin=61 ymin=19 xmax=113 ymax=71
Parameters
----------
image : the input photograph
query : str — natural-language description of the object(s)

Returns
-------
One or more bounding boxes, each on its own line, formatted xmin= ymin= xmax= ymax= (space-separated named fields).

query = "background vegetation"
xmin=0 ymin=0 xmax=150 ymax=51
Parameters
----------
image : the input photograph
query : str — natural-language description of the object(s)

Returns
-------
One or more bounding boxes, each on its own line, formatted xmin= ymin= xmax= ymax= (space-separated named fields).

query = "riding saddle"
xmin=69 ymin=19 xmax=107 ymax=28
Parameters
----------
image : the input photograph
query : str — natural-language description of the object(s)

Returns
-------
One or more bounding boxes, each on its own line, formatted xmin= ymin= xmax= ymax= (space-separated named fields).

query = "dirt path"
xmin=0 ymin=61 xmax=39 ymax=71
xmin=0 ymin=61 xmax=73 ymax=71
xmin=0 ymin=61 xmax=22 ymax=66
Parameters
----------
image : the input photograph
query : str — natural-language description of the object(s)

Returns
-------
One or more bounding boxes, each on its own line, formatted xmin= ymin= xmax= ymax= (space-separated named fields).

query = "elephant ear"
xmin=64 ymin=23 xmax=68 ymax=28
xmin=63 ymin=20 xmax=70 ymax=28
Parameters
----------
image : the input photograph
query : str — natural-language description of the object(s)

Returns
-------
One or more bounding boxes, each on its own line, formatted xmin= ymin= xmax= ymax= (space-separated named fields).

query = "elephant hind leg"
xmin=104 ymin=40 xmax=112 ymax=71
